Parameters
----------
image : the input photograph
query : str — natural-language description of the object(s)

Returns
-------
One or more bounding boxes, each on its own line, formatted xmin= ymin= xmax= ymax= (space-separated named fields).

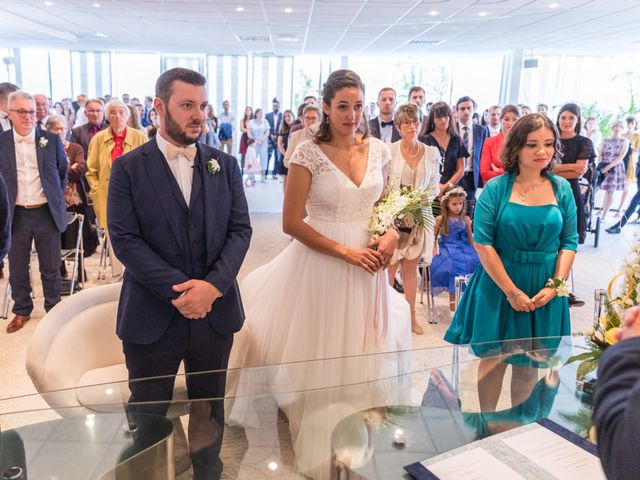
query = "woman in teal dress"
xmin=444 ymin=113 xmax=578 ymax=412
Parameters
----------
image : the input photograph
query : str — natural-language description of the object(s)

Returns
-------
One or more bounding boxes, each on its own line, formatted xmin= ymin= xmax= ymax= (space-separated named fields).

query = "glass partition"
xmin=0 ymin=337 xmax=594 ymax=479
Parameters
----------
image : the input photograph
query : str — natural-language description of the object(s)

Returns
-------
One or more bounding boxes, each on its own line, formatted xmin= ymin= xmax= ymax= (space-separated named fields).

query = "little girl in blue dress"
xmin=431 ymin=187 xmax=481 ymax=310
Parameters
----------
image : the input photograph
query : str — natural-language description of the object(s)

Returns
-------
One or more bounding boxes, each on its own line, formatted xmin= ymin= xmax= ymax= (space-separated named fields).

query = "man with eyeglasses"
xmin=70 ymin=98 xmax=108 ymax=160
xmin=0 ymin=91 xmax=68 ymax=333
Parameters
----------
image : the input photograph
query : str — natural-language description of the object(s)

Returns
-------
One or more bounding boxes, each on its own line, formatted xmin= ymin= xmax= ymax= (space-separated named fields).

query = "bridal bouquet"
xmin=369 ymin=185 xmax=434 ymax=239
xmin=566 ymin=233 xmax=640 ymax=380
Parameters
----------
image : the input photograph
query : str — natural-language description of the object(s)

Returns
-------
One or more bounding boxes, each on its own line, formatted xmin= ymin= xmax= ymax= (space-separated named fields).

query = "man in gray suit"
xmin=0 ymin=91 xmax=68 ymax=333
xmin=70 ymin=98 xmax=107 ymax=159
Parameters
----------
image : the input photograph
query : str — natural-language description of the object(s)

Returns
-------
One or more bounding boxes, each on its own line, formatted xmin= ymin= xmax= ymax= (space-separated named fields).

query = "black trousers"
xmin=9 ymin=205 xmax=61 ymax=315
xmin=123 ymin=315 xmax=234 ymax=480
xmin=459 ymin=172 xmax=477 ymax=218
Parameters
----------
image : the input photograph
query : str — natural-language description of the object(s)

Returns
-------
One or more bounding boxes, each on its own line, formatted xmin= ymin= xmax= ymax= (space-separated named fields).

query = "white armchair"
xmin=26 ymin=282 xmax=250 ymax=416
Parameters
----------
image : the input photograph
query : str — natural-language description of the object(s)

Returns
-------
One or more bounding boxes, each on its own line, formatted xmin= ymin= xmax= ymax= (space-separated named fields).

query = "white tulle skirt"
xmin=229 ymin=217 xmax=412 ymax=479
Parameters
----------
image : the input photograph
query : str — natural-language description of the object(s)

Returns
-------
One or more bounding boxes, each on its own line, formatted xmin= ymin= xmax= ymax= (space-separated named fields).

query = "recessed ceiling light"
xmin=549 ymin=2 xmax=560 ymax=7
xmin=44 ymin=1 xmax=54 ymax=5
xmin=236 ymin=6 xmax=244 ymax=12
xmin=477 ymin=11 xmax=488 ymax=17
xmin=428 ymin=10 xmax=438 ymax=16
xmin=284 ymin=7 xmax=292 ymax=13
xmin=92 ymin=2 xmax=100 ymax=7
xmin=96 ymin=32 xmax=107 ymax=38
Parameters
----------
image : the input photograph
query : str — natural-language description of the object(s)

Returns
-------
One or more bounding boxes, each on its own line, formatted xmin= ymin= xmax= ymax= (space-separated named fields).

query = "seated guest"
xmin=480 ymin=104 xmax=520 ymax=184
xmin=70 ymin=98 xmax=107 ymax=159
xmin=0 ymin=91 xmax=68 ymax=333
xmin=594 ymin=305 xmax=640 ymax=480
xmin=46 ymin=115 xmax=98 ymax=275
xmin=86 ymin=99 xmax=147 ymax=277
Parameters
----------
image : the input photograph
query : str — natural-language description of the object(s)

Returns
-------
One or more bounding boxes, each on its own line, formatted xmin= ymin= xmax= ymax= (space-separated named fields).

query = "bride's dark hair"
xmin=315 ymin=69 xmax=369 ymax=143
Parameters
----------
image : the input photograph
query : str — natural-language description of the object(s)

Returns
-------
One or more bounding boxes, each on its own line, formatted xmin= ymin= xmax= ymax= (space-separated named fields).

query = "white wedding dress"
xmin=230 ymin=138 xmax=412 ymax=479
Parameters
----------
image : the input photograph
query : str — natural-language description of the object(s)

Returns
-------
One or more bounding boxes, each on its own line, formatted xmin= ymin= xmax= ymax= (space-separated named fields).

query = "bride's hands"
xmin=368 ymin=229 xmax=399 ymax=266
xmin=344 ymin=248 xmax=384 ymax=274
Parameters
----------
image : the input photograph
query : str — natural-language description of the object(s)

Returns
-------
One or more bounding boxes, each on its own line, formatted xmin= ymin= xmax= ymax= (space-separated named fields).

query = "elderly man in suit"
xmin=108 ymin=68 xmax=251 ymax=479
xmin=70 ymin=98 xmax=107 ymax=159
xmin=0 ymin=91 xmax=67 ymax=333
xmin=369 ymin=87 xmax=400 ymax=143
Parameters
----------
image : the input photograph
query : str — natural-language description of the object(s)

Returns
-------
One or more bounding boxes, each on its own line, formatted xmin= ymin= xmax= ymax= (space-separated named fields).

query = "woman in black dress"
xmin=420 ymin=101 xmax=468 ymax=195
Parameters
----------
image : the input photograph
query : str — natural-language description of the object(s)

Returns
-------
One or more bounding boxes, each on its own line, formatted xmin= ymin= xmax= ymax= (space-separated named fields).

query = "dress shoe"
xmin=606 ymin=226 xmax=621 ymax=234
xmin=7 ymin=314 xmax=30 ymax=333
xmin=568 ymin=293 xmax=585 ymax=308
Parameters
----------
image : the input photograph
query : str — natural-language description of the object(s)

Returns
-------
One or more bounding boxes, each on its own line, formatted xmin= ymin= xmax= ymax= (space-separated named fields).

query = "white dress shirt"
xmin=0 ymin=111 xmax=11 ymax=132
xmin=156 ymin=133 xmax=195 ymax=205
xmin=14 ymin=129 xmax=47 ymax=207
xmin=459 ymin=121 xmax=474 ymax=172
xmin=488 ymin=125 xmax=501 ymax=137
xmin=378 ymin=118 xmax=393 ymax=143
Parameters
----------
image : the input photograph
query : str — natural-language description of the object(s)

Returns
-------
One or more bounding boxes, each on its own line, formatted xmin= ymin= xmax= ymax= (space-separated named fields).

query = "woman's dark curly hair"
xmin=500 ymin=113 xmax=562 ymax=176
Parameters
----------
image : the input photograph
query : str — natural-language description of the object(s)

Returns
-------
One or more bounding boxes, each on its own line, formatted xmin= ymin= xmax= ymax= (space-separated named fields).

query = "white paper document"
xmin=424 ymin=446 xmax=527 ymax=480
xmin=501 ymin=425 xmax=606 ymax=480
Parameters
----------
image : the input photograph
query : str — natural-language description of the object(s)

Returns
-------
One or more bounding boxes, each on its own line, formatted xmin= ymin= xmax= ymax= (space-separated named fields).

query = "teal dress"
xmin=444 ymin=173 xmax=578 ymax=358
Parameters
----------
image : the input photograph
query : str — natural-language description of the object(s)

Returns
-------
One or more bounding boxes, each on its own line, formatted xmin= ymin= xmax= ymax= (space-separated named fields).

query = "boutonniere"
xmin=207 ymin=159 xmax=220 ymax=175
xmin=38 ymin=137 xmax=48 ymax=149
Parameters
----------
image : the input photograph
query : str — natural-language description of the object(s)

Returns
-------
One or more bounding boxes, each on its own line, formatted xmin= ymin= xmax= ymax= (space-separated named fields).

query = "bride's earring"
xmin=324 ymin=115 xmax=330 ymax=124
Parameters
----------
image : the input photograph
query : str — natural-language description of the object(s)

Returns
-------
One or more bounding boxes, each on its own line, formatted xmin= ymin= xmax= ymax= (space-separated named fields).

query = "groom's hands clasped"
xmin=172 ymin=279 xmax=222 ymax=319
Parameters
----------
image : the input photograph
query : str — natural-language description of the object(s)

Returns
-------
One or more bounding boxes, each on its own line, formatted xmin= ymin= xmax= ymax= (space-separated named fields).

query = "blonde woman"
xmin=387 ymin=103 xmax=440 ymax=334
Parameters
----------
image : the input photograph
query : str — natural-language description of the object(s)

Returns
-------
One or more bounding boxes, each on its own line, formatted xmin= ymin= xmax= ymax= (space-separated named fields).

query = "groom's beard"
xmin=164 ymin=108 xmax=203 ymax=145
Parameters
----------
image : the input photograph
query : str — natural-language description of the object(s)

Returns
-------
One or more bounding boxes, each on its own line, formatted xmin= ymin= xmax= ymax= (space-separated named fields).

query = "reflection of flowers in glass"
xmin=38 ymin=137 xmax=48 ymax=149
xmin=207 ymin=159 xmax=220 ymax=175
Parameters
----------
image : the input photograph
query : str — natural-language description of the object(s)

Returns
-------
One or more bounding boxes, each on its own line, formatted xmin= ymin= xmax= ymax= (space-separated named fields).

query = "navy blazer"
xmin=369 ymin=117 xmax=401 ymax=143
xmin=107 ymin=138 xmax=252 ymax=344
xmin=0 ymin=129 xmax=68 ymax=232
xmin=467 ymin=124 xmax=489 ymax=189
xmin=594 ymin=336 xmax=640 ymax=480
xmin=70 ymin=121 xmax=108 ymax=159
xmin=265 ymin=111 xmax=282 ymax=144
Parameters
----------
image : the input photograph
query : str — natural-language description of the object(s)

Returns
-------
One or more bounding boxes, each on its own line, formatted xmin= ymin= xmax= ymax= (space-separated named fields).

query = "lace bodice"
xmin=290 ymin=138 xmax=391 ymax=222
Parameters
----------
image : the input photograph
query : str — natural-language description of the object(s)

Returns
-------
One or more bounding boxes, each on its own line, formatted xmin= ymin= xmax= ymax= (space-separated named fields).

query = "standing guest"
xmin=304 ymin=95 xmax=317 ymax=106
xmin=289 ymin=103 xmax=307 ymax=133
xmin=199 ymin=105 xmax=221 ymax=149
xmin=551 ymin=103 xmax=595 ymax=254
xmin=283 ymin=104 xmax=322 ymax=169
xmin=107 ymin=68 xmax=251 ymax=479
xmin=431 ymin=187 xmax=480 ymax=311
xmin=265 ymin=98 xmax=282 ymax=178
xmin=599 ymin=120 xmax=630 ymax=219
xmin=369 ymin=87 xmax=400 ymax=143
xmin=455 ymin=96 xmax=489 ymax=209
xmin=0 ymin=91 xmax=68 ymax=333
xmin=583 ymin=116 xmax=602 ymax=153
xmin=593 ymin=305 xmax=640 ymax=480
xmin=70 ymin=98 xmax=107 ymax=159
xmin=0 ymin=83 xmax=19 ymax=133
xmin=445 ymin=113 xmax=577 ymax=412
xmin=61 ymin=98 xmax=76 ymax=132
xmin=121 ymin=93 xmax=131 ymax=105
xmin=487 ymin=105 xmax=501 ymax=136
xmin=537 ymin=103 xmax=549 ymax=116
xmin=247 ymin=108 xmax=270 ymax=182
xmin=617 ymin=116 xmax=640 ymax=215
xmin=126 ymin=104 xmax=147 ymax=136
xmin=420 ymin=101 xmax=467 ymax=194
xmin=277 ymin=109 xmax=295 ymax=191
xmin=53 ymin=102 xmax=64 ymax=115
xmin=238 ymin=106 xmax=253 ymax=170
xmin=34 ymin=94 xmax=51 ymax=131
xmin=86 ymin=99 xmax=147 ymax=277
xmin=47 ymin=115 xmax=98 ymax=275
xmin=243 ymin=138 xmax=261 ymax=187
xmin=141 ymin=96 xmax=154 ymax=127
xmin=218 ymin=100 xmax=235 ymax=154
xmin=387 ymin=103 xmax=440 ymax=334
xmin=520 ymin=105 xmax=532 ymax=115
xmin=480 ymin=105 xmax=520 ymax=184
xmin=146 ymin=108 xmax=160 ymax=139
xmin=408 ymin=85 xmax=427 ymax=135
xmin=72 ymin=94 xmax=90 ymax=127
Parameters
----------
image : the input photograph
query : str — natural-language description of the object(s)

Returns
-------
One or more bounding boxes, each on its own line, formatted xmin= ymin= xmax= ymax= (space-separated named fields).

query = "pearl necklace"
xmin=401 ymin=141 xmax=422 ymax=159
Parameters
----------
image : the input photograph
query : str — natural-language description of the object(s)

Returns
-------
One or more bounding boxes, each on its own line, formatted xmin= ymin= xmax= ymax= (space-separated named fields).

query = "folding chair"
xmin=418 ymin=260 xmax=437 ymax=324
xmin=61 ymin=212 xmax=85 ymax=295
xmin=451 ymin=274 xmax=472 ymax=392
xmin=97 ymin=227 xmax=110 ymax=280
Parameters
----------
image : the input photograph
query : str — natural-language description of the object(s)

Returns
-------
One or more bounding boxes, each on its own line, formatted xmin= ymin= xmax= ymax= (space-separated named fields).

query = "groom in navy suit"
xmin=0 ymin=91 xmax=67 ymax=333
xmin=107 ymin=68 xmax=251 ymax=479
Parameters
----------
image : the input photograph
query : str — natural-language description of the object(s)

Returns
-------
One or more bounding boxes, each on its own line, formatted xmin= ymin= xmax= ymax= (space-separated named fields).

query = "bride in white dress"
xmin=230 ymin=70 xmax=412 ymax=479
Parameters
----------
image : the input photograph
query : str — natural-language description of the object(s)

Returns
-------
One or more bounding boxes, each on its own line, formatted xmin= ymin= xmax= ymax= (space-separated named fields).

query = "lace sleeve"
xmin=289 ymin=140 xmax=317 ymax=175
xmin=379 ymin=140 xmax=392 ymax=168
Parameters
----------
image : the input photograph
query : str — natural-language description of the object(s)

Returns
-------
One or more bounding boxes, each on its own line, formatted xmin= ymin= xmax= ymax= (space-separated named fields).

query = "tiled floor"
xmin=0 ymin=176 xmax=635 ymax=477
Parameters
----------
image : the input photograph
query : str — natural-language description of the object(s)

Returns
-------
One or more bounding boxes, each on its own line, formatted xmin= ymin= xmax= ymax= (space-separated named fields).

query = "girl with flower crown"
xmin=430 ymin=186 xmax=480 ymax=310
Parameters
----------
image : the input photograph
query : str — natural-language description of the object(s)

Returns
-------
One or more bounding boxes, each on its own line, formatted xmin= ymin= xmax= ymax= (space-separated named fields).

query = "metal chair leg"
xmin=1 ymin=282 xmax=11 ymax=319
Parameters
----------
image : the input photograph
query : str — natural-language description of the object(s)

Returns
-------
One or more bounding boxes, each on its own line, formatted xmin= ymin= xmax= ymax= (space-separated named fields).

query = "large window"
xmin=111 ymin=53 xmax=160 ymax=99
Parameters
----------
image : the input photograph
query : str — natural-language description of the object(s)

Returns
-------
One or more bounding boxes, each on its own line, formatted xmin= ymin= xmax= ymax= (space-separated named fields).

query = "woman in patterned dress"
xmin=599 ymin=120 xmax=630 ymax=219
